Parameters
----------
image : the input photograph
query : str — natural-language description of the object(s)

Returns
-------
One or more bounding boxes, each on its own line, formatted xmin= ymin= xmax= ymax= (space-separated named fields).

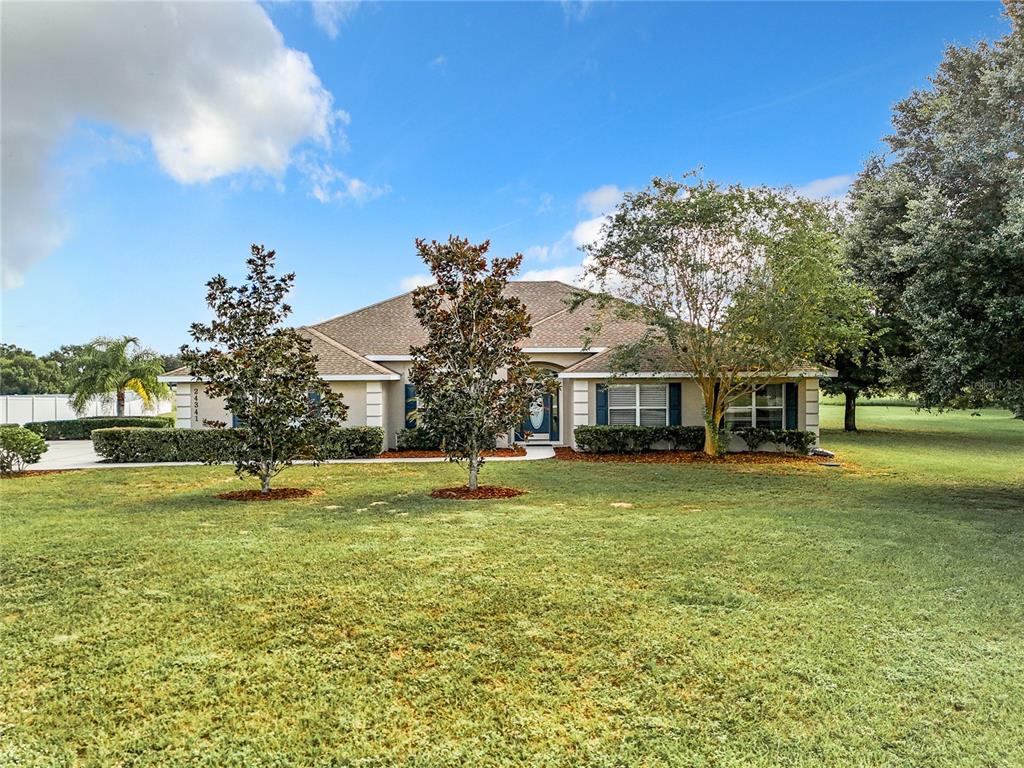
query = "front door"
xmin=520 ymin=391 xmax=558 ymax=441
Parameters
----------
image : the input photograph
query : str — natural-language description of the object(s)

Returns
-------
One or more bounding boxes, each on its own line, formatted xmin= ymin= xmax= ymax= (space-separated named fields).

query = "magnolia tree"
xmin=181 ymin=245 xmax=348 ymax=494
xmin=409 ymin=237 xmax=554 ymax=490
xmin=581 ymin=175 xmax=866 ymax=456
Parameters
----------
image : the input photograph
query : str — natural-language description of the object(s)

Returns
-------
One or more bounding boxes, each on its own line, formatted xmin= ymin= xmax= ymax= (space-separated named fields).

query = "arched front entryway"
xmin=516 ymin=363 xmax=562 ymax=444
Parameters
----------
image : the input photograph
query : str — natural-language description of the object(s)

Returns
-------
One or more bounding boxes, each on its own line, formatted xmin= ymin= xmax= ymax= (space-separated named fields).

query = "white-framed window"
xmin=607 ymin=383 xmax=669 ymax=426
xmin=724 ymin=383 xmax=785 ymax=430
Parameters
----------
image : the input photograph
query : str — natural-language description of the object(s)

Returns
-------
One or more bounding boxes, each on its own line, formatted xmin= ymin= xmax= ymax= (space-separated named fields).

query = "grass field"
xmin=2 ymin=406 xmax=1022 ymax=766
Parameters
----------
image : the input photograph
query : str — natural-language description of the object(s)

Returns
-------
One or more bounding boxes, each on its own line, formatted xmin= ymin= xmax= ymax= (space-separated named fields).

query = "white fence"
xmin=0 ymin=393 xmax=173 ymax=425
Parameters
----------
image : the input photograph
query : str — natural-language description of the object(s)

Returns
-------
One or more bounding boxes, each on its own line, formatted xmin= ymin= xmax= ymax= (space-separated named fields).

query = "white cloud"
xmin=1 ymin=1 xmax=348 ymax=288
xmin=561 ymin=0 xmax=593 ymax=23
xmin=572 ymin=216 xmax=607 ymax=248
xmin=794 ymin=174 xmax=855 ymax=200
xmin=301 ymin=160 xmax=389 ymax=204
xmin=399 ymin=274 xmax=433 ymax=292
xmin=524 ymin=245 xmax=551 ymax=262
xmin=577 ymin=184 xmax=623 ymax=216
xmin=536 ymin=192 xmax=554 ymax=214
xmin=430 ymin=54 xmax=448 ymax=69
xmin=519 ymin=183 xmax=623 ymax=287
xmin=521 ymin=265 xmax=585 ymax=285
xmin=312 ymin=1 xmax=360 ymax=39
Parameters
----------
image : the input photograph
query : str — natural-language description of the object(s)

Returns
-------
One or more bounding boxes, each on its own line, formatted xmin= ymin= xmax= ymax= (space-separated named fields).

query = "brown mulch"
xmin=378 ymin=446 xmax=526 ymax=459
xmin=554 ymin=447 xmax=822 ymax=465
xmin=430 ymin=485 xmax=525 ymax=500
xmin=0 ymin=469 xmax=77 ymax=479
xmin=215 ymin=488 xmax=315 ymax=502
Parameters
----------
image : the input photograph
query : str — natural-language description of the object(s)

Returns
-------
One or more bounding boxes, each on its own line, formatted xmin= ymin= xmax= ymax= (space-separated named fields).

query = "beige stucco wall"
xmin=568 ymin=376 xmax=820 ymax=451
xmin=181 ymin=380 xmax=371 ymax=430
xmin=329 ymin=382 xmax=367 ymax=425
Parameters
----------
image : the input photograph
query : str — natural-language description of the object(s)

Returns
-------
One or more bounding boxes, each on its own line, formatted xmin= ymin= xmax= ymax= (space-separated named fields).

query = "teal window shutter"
xmin=785 ymin=383 xmax=798 ymax=429
xmin=404 ymin=383 xmax=417 ymax=428
xmin=596 ymin=384 xmax=608 ymax=425
xmin=668 ymin=383 xmax=682 ymax=425
xmin=231 ymin=413 xmax=240 ymax=428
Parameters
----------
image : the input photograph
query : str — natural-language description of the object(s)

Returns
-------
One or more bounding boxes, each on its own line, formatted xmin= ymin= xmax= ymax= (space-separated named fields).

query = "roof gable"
xmin=310 ymin=280 xmax=649 ymax=355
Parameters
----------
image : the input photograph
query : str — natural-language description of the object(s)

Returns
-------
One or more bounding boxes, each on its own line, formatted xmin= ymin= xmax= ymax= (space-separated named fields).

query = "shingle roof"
xmin=160 ymin=328 xmax=396 ymax=379
xmin=310 ymin=281 xmax=649 ymax=355
xmin=299 ymin=327 xmax=396 ymax=377
xmin=561 ymin=345 xmax=688 ymax=375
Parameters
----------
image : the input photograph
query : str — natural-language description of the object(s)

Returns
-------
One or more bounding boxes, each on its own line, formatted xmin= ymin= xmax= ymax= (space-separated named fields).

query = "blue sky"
xmin=1 ymin=1 xmax=1009 ymax=355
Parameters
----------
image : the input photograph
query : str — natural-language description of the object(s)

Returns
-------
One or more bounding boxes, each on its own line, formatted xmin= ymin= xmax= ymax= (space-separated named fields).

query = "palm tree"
xmin=69 ymin=336 xmax=170 ymax=417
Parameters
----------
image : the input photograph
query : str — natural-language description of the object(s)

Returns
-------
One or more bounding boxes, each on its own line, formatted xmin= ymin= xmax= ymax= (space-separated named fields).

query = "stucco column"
xmin=175 ymin=384 xmax=192 ymax=429
xmin=366 ymin=382 xmax=384 ymax=428
xmin=571 ymin=380 xmax=589 ymax=449
xmin=805 ymin=378 xmax=820 ymax=440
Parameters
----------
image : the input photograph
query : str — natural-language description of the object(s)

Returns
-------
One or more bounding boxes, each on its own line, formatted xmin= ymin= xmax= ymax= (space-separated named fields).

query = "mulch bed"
xmin=0 ymin=469 xmax=77 ymax=479
xmin=430 ymin=485 xmax=525 ymax=500
xmin=378 ymin=446 xmax=526 ymax=459
xmin=215 ymin=488 xmax=314 ymax=502
xmin=554 ymin=447 xmax=822 ymax=465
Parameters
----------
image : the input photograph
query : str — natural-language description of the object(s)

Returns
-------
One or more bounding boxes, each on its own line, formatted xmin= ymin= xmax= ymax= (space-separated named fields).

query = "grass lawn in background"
xmin=2 ymin=405 xmax=1022 ymax=766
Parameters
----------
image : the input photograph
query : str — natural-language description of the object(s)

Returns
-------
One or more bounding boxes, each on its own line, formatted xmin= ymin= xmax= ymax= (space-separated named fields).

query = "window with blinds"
xmin=607 ymin=383 xmax=668 ymax=426
xmin=725 ymin=384 xmax=784 ymax=430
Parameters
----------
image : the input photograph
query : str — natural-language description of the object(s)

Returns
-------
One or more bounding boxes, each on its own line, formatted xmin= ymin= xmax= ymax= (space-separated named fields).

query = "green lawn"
xmin=2 ymin=406 xmax=1022 ymax=767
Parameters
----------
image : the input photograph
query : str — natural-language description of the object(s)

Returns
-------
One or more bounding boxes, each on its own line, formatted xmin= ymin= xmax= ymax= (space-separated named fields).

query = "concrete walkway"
xmin=35 ymin=440 xmax=555 ymax=471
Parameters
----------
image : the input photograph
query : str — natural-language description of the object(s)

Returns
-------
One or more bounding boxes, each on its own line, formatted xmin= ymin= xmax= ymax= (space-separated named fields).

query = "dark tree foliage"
xmin=847 ymin=1 xmax=1024 ymax=416
xmin=42 ymin=344 xmax=92 ymax=390
xmin=0 ymin=344 xmax=64 ymax=395
xmin=181 ymin=244 xmax=348 ymax=494
xmin=409 ymin=237 xmax=554 ymax=490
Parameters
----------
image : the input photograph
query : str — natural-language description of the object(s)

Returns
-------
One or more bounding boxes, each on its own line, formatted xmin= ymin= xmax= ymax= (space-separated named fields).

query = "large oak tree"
xmin=581 ymin=175 xmax=866 ymax=455
xmin=847 ymin=0 xmax=1024 ymax=416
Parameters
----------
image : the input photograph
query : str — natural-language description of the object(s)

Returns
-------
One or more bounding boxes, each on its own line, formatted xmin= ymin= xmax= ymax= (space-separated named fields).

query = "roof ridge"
xmin=560 ymin=347 xmax=612 ymax=374
xmin=529 ymin=306 xmax=570 ymax=327
xmin=302 ymin=326 xmax=396 ymax=376
xmin=309 ymin=288 xmax=421 ymax=330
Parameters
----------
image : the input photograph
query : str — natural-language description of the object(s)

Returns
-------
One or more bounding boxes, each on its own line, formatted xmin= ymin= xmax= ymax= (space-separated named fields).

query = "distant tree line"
xmin=1 ymin=339 xmax=176 ymax=417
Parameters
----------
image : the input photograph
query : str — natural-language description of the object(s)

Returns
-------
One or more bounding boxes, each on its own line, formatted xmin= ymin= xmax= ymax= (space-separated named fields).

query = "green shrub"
xmin=24 ymin=416 xmax=171 ymax=441
xmin=659 ymin=426 xmax=706 ymax=451
xmin=777 ymin=429 xmax=818 ymax=455
xmin=0 ymin=425 xmax=48 ymax=474
xmin=733 ymin=427 xmax=818 ymax=455
xmin=734 ymin=426 xmax=777 ymax=451
xmin=574 ymin=425 xmax=704 ymax=454
xmin=91 ymin=426 xmax=383 ymax=463
xmin=396 ymin=427 xmax=442 ymax=451
xmin=315 ymin=427 xmax=385 ymax=459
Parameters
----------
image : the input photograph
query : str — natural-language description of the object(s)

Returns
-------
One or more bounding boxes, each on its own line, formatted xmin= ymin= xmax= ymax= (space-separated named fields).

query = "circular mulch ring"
xmin=430 ymin=485 xmax=525 ymax=500
xmin=215 ymin=488 xmax=314 ymax=502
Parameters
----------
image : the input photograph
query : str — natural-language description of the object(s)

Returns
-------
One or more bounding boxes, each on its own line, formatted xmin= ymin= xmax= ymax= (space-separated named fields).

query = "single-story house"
xmin=160 ymin=280 xmax=830 ymax=450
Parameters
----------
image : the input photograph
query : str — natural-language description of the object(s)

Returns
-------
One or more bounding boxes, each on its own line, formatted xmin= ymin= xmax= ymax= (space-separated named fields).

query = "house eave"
xmin=558 ymin=369 xmax=836 ymax=380
xmin=159 ymin=373 xmax=400 ymax=383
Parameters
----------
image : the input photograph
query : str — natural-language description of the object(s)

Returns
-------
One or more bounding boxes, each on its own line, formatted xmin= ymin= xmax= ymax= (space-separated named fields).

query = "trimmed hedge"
xmin=396 ymin=427 xmax=442 ymax=451
xmin=25 ymin=416 xmax=172 ymax=441
xmin=734 ymin=427 xmax=818 ymax=455
xmin=574 ymin=425 xmax=705 ymax=454
xmin=395 ymin=427 xmax=498 ymax=452
xmin=92 ymin=426 xmax=384 ymax=463
xmin=0 ymin=425 xmax=48 ymax=474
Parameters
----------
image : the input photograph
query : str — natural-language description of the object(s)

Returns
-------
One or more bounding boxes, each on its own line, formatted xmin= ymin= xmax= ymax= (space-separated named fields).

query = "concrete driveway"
xmin=35 ymin=440 xmax=555 ymax=471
